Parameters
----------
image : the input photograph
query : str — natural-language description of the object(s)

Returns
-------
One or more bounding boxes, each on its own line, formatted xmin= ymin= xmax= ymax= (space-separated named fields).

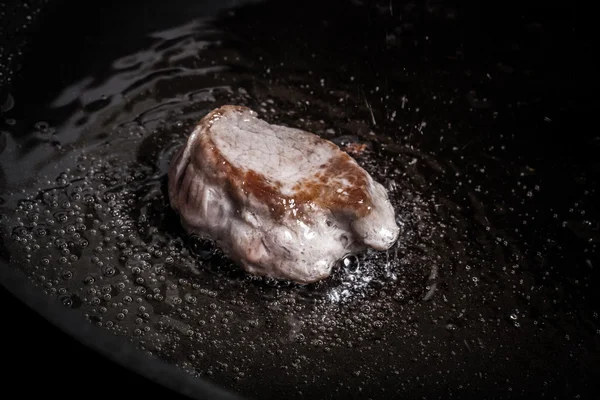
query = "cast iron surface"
xmin=1 ymin=1 xmax=597 ymax=399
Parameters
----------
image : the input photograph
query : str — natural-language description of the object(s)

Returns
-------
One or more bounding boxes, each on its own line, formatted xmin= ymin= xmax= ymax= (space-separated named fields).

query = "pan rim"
xmin=0 ymin=260 xmax=245 ymax=400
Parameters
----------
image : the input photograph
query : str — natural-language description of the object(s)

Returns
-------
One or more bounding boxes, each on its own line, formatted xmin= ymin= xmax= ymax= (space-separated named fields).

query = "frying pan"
xmin=1 ymin=1 xmax=598 ymax=399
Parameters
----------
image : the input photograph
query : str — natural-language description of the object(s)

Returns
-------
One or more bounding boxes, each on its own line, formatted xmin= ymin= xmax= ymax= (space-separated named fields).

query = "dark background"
xmin=2 ymin=284 xmax=191 ymax=398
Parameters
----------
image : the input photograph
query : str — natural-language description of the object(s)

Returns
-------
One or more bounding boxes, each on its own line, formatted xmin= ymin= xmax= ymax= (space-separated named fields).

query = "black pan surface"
xmin=1 ymin=1 xmax=597 ymax=399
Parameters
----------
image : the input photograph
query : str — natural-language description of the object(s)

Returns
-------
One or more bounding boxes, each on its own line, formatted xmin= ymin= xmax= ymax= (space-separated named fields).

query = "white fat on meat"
xmin=168 ymin=105 xmax=400 ymax=283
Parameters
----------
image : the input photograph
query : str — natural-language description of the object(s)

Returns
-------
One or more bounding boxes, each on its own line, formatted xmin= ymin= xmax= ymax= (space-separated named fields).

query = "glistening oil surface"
xmin=0 ymin=0 xmax=597 ymax=399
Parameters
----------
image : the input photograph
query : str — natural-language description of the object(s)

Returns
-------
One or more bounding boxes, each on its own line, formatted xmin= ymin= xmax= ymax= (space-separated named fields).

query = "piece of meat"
xmin=343 ymin=142 xmax=368 ymax=157
xmin=168 ymin=105 xmax=400 ymax=283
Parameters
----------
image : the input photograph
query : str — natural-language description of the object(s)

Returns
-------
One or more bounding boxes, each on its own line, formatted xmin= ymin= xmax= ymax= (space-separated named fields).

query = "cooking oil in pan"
xmin=0 ymin=0 xmax=597 ymax=398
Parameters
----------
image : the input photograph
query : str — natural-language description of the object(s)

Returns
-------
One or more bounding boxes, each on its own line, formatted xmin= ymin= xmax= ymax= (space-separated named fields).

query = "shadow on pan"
xmin=1 ymin=0 xmax=598 ymax=399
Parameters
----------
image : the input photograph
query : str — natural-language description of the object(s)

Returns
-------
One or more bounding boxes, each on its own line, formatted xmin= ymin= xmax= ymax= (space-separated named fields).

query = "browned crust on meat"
xmin=191 ymin=105 xmax=373 ymax=221
xmin=343 ymin=142 xmax=368 ymax=157
xmin=290 ymin=153 xmax=372 ymax=217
